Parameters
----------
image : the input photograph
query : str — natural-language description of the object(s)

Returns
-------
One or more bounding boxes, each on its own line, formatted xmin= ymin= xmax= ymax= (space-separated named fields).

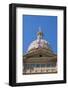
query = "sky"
xmin=23 ymin=15 xmax=57 ymax=54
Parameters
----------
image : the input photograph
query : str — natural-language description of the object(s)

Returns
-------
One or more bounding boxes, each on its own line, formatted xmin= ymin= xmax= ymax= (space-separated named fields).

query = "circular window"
xmin=39 ymin=55 xmax=42 ymax=57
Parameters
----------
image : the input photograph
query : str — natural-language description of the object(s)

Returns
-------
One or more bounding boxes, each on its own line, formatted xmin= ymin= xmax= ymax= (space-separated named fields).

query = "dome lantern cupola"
xmin=37 ymin=27 xmax=43 ymax=40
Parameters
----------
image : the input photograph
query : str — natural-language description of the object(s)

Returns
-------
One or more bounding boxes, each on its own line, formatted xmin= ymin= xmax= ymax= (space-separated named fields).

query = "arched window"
xmin=47 ymin=64 xmax=50 ymax=67
xmin=41 ymin=64 xmax=45 ymax=67
xmin=36 ymin=64 xmax=40 ymax=67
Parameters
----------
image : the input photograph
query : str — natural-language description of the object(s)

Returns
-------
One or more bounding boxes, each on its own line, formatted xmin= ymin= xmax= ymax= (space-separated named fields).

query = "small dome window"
xmin=39 ymin=55 xmax=42 ymax=57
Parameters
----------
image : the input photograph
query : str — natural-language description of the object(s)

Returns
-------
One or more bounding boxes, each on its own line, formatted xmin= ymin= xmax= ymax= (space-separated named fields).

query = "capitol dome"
xmin=27 ymin=28 xmax=51 ymax=52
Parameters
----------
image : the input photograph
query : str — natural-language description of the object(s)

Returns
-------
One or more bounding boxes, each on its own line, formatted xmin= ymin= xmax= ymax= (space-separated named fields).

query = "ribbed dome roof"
xmin=28 ymin=39 xmax=49 ymax=52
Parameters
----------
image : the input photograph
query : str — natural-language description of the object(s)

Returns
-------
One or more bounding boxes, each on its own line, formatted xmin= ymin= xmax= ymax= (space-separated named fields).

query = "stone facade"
xmin=23 ymin=48 xmax=57 ymax=74
xmin=23 ymin=30 xmax=57 ymax=75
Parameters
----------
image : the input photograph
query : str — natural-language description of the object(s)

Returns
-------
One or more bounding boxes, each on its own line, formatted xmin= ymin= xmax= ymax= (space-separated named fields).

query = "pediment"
xmin=24 ymin=49 xmax=57 ymax=59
